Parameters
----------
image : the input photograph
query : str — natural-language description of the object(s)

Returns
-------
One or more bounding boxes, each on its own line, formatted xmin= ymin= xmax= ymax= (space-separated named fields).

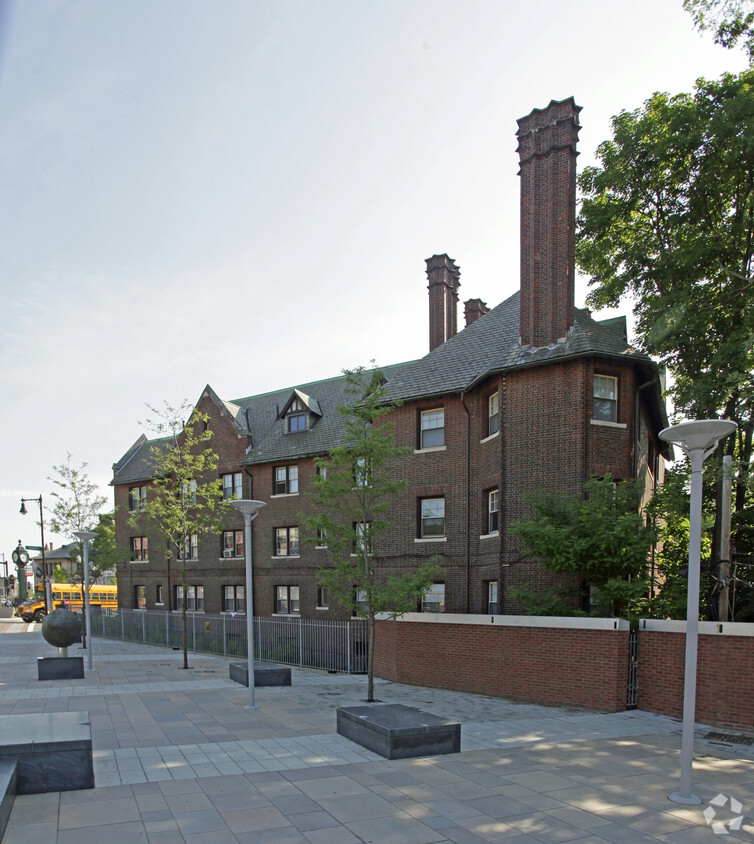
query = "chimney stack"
xmin=464 ymin=298 xmax=489 ymax=327
xmin=517 ymin=97 xmax=581 ymax=348
xmin=426 ymin=254 xmax=460 ymax=351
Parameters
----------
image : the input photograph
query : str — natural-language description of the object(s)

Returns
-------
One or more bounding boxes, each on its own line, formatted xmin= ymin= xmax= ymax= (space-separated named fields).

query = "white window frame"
xmin=593 ymin=375 xmax=618 ymax=423
xmin=134 ymin=584 xmax=146 ymax=610
xmin=487 ymin=581 xmax=498 ymax=614
xmin=275 ymin=585 xmax=300 ymax=614
xmin=487 ymin=489 xmax=499 ymax=535
xmin=131 ymin=536 xmax=148 ymax=562
xmin=222 ymin=472 xmax=243 ymax=500
xmin=175 ymin=585 xmax=204 ymax=612
xmin=422 ymin=583 xmax=445 ymax=613
xmin=420 ymin=497 xmax=445 ymax=538
xmin=488 ymin=392 xmax=499 ymax=437
xmin=223 ymin=585 xmax=245 ymax=613
xmin=128 ymin=486 xmax=147 ymax=511
xmin=420 ymin=408 xmax=445 ymax=449
xmin=273 ymin=465 xmax=299 ymax=496
xmin=178 ymin=533 xmax=198 ymax=561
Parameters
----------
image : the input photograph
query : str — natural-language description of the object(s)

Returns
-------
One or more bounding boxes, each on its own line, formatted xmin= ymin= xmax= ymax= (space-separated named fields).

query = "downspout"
xmin=460 ymin=391 xmax=471 ymax=613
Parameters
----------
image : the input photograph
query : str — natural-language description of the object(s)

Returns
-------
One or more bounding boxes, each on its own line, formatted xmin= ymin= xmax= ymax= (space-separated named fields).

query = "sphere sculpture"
xmin=42 ymin=609 xmax=82 ymax=649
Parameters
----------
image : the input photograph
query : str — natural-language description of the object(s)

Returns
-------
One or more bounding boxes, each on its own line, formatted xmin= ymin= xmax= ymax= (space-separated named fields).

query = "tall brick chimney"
xmin=517 ymin=98 xmax=581 ymax=348
xmin=426 ymin=254 xmax=461 ymax=352
xmin=464 ymin=298 xmax=489 ymax=327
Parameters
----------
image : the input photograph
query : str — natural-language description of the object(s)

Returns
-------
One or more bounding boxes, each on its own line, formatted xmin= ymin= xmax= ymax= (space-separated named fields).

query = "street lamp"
xmin=659 ymin=419 xmax=737 ymax=805
xmin=229 ymin=499 xmax=266 ymax=709
xmin=73 ymin=530 xmax=97 ymax=672
xmin=20 ymin=496 xmax=49 ymax=613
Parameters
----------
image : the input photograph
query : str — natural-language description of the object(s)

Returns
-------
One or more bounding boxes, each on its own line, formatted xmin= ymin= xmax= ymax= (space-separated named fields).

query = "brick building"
xmin=112 ymin=97 xmax=669 ymax=619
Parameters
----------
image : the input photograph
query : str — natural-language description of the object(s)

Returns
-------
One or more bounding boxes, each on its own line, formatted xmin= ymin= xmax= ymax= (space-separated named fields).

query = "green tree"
xmin=576 ymin=69 xmax=754 ymax=574
xmin=52 ymin=564 xmax=68 ymax=583
xmin=90 ymin=513 xmax=118 ymax=584
xmin=304 ymin=366 xmax=441 ymax=702
xmin=684 ymin=0 xmax=754 ymax=62
xmin=132 ymin=401 xmax=225 ymax=669
xmin=511 ymin=476 xmax=657 ymax=618
xmin=48 ymin=453 xmax=108 ymax=587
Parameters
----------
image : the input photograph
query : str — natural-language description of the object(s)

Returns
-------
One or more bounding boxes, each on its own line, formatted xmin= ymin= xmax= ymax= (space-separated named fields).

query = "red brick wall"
xmin=637 ymin=628 xmax=754 ymax=731
xmin=374 ymin=617 xmax=629 ymax=712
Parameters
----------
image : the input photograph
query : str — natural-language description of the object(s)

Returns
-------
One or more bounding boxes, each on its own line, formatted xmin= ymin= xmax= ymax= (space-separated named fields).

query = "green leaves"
xmin=577 ymin=70 xmax=754 ymax=420
xmin=512 ymin=476 xmax=657 ymax=617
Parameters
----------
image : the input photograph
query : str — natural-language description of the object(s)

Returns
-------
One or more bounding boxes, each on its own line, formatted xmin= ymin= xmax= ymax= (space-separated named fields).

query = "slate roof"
xmin=112 ymin=289 xmax=667 ymax=481
xmin=384 ymin=291 xmax=653 ymax=401
xmin=111 ymin=436 xmax=173 ymax=485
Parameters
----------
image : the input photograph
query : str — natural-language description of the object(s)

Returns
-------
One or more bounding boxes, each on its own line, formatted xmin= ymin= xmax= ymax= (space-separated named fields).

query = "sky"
xmin=0 ymin=0 xmax=748 ymax=566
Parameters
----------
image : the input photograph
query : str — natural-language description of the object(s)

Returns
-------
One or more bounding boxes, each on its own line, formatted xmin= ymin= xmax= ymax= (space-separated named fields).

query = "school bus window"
xmin=63 ymin=593 xmax=70 ymax=600
xmin=53 ymin=592 xmax=61 ymax=600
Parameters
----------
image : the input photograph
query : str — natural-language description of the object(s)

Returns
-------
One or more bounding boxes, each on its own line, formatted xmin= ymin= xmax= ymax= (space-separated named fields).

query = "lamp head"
xmin=19 ymin=500 xmax=27 ymax=516
xmin=229 ymin=499 xmax=267 ymax=520
xmin=659 ymin=419 xmax=737 ymax=453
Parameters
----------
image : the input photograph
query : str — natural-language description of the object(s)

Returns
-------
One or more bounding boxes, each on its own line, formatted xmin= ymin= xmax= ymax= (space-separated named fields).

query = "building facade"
xmin=113 ymin=98 xmax=669 ymax=620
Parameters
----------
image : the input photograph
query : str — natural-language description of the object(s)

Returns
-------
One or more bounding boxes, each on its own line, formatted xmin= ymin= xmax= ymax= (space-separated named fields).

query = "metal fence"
xmin=89 ymin=608 xmax=368 ymax=674
xmin=626 ymin=629 xmax=639 ymax=709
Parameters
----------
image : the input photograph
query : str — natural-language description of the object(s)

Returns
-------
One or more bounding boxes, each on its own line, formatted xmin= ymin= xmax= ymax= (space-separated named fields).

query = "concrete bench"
xmin=0 ymin=760 xmax=16 ymax=840
xmin=0 ymin=712 xmax=94 ymax=795
xmin=37 ymin=655 xmax=84 ymax=680
xmin=229 ymin=662 xmax=292 ymax=687
xmin=337 ymin=703 xmax=461 ymax=760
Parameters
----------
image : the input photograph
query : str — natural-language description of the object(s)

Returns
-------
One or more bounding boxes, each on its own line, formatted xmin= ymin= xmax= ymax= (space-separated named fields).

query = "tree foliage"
xmin=684 ymin=0 xmax=754 ymax=62
xmin=577 ymin=69 xmax=754 ymax=573
xmin=304 ymin=366 xmax=441 ymax=702
xmin=132 ymin=401 xmax=225 ymax=668
xmin=511 ymin=476 xmax=657 ymax=617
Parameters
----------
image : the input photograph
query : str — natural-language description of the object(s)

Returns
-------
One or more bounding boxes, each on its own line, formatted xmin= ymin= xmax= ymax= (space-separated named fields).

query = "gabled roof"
xmin=112 ymin=290 xmax=667 ymax=480
xmin=111 ymin=435 xmax=173 ymax=485
xmin=384 ymin=291 xmax=653 ymax=401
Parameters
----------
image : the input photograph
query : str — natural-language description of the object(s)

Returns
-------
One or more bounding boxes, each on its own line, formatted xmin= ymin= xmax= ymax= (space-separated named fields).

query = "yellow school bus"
xmin=15 ymin=583 xmax=118 ymax=623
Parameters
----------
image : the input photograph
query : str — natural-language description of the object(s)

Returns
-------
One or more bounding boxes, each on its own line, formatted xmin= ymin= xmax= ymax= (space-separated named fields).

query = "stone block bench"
xmin=0 ymin=711 xmax=94 ymax=796
xmin=336 ymin=703 xmax=461 ymax=760
xmin=229 ymin=662 xmax=291 ymax=687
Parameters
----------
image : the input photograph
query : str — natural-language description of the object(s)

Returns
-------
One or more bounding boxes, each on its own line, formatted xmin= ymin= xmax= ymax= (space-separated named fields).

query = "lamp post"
xmin=229 ymin=499 xmax=266 ymax=709
xmin=73 ymin=531 xmax=97 ymax=672
xmin=20 ymin=496 xmax=49 ymax=613
xmin=659 ymin=419 xmax=737 ymax=805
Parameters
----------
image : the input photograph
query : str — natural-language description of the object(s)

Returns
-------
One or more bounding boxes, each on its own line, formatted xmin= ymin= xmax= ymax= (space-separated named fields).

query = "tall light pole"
xmin=229 ymin=499 xmax=266 ymax=709
xmin=74 ymin=530 xmax=97 ymax=672
xmin=660 ymin=419 xmax=737 ymax=805
xmin=20 ymin=496 xmax=49 ymax=613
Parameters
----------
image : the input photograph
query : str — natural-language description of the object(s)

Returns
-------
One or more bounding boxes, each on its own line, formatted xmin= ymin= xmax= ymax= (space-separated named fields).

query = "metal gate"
xmin=626 ymin=629 xmax=639 ymax=709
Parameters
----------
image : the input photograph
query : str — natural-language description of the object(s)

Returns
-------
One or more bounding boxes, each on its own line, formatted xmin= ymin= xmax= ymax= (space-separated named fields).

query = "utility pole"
xmin=718 ymin=455 xmax=733 ymax=622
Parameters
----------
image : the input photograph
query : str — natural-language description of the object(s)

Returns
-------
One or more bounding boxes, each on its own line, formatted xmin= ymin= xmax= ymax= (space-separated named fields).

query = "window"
xmin=183 ymin=479 xmax=197 ymax=504
xmin=131 ymin=536 xmax=148 ymax=561
xmin=128 ymin=486 xmax=147 ymax=511
xmin=487 ymin=392 xmax=499 ymax=437
xmin=223 ymin=585 xmax=245 ymax=613
xmin=422 ymin=583 xmax=445 ymax=613
xmin=274 ymin=527 xmax=300 ymax=557
xmin=274 ymin=465 xmax=299 ymax=495
xmin=487 ymin=489 xmax=499 ymax=534
xmin=222 ymin=530 xmax=244 ymax=558
xmin=354 ymin=457 xmax=371 ymax=487
xmin=317 ymin=586 xmax=329 ymax=608
xmin=275 ymin=585 xmax=300 ymax=614
xmin=354 ymin=521 xmax=372 ymax=554
xmin=178 ymin=534 xmax=198 ymax=560
xmin=487 ymin=581 xmax=498 ymax=614
xmin=420 ymin=498 xmax=445 ymax=537
xmin=420 ymin=409 xmax=445 ymax=449
xmin=175 ymin=585 xmax=204 ymax=611
xmin=134 ymin=585 xmax=146 ymax=609
xmin=593 ymin=375 xmax=618 ymax=423
xmin=353 ymin=589 xmax=368 ymax=615
xmin=286 ymin=398 xmax=307 ymax=433
xmin=222 ymin=472 xmax=242 ymax=500
xmin=156 ymin=585 xmax=164 ymax=606
xmin=316 ymin=527 xmax=327 ymax=547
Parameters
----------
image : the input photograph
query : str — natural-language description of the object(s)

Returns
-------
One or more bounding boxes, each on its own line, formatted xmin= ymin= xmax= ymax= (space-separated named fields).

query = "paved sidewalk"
xmin=1 ymin=623 xmax=752 ymax=842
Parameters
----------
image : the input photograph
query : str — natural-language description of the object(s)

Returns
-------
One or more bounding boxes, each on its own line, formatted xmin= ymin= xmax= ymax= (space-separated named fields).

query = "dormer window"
xmin=286 ymin=398 xmax=307 ymax=432
xmin=281 ymin=389 xmax=323 ymax=434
